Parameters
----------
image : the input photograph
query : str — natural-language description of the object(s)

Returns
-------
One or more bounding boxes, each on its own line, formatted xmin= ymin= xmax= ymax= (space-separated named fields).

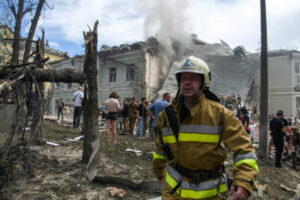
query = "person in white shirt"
xmin=249 ymin=120 xmax=256 ymax=143
xmin=72 ymin=87 xmax=84 ymax=129
xmin=103 ymin=92 xmax=120 ymax=144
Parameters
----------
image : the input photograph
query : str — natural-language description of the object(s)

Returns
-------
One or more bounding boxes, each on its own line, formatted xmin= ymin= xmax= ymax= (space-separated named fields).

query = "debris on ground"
xmin=105 ymin=187 xmax=126 ymax=197
xmin=46 ymin=141 xmax=60 ymax=146
xmin=1 ymin=119 xmax=300 ymax=199
xmin=126 ymin=148 xmax=142 ymax=156
xmin=280 ymin=184 xmax=297 ymax=193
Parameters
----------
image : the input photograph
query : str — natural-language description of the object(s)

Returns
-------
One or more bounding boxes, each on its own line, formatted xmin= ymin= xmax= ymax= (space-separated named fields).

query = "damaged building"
xmin=48 ymin=35 xmax=259 ymax=119
xmin=48 ymin=38 xmax=170 ymax=118
xmin=48 ymin=34 xmax=300 ymax=119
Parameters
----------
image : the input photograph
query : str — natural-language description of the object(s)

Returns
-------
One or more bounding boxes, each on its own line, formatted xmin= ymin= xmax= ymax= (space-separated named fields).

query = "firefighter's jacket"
xmin=152 ymin=94 xmax=258 ymax=199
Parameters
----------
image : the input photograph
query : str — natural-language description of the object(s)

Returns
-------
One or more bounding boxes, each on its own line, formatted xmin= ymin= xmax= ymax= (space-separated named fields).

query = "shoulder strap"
xmin=74 ymin=92 xmax=80 ymax=99
xmin=164 ymin=105 xmax=179 ymax=141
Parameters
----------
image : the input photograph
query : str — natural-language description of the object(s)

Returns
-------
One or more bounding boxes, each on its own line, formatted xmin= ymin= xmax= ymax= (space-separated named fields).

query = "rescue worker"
xmin=152 ymin=56 xmax=258 ymax=200
xmin=128 ymin=97 xmax=139 ymax=135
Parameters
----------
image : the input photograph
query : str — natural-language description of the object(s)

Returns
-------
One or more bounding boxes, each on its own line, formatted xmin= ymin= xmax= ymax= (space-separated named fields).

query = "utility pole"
xmin=259 ymin=0 xmax=268 ymax=158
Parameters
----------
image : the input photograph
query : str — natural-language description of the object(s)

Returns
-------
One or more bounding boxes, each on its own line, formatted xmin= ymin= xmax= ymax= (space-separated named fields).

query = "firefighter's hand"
xmin=230 ymin=185 xmax=250 ymax=200
xmin=158 ymin=176 xmax=165 ymax=183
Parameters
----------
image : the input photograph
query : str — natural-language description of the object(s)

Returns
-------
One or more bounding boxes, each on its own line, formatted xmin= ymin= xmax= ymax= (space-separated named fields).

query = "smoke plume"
xmin=134 ymin=0 xmax=194 ymax=60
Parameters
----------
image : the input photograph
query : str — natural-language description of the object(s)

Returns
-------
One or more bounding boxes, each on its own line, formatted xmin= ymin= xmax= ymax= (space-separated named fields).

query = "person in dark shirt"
xmin=269 ymin=110 xmax=286 ymax=168
xmin=240 ymin=106 xmax=250 ymax=134
xmin=136 ymin=97 xmax=147 ymax=139
xmin=121 ymin=100 xmax=129 ymax=134
xmin=278 ymin=112 xmax=290 ymax=156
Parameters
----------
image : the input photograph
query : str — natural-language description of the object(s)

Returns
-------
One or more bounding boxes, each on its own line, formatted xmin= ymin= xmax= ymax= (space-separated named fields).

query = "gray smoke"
xmin=134 ymin=0 xmax=194 ymax=60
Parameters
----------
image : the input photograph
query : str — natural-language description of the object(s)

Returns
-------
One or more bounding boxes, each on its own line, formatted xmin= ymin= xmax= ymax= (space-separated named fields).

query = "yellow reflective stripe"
xmin=181 ymin=183 xmax=227 ymax=199
xmin=162 ymin=135 xmax=177 ymax=144
xmin=234 ymin=159 xmax=259 ymax=172
xmin=179 ymin=133 xmax=220 ymax=143
xmin=152 ymin=151 xmax=166 ymax=160
xmin=234 ymin=152 xmax=257 ymax=163
xmin=166 ymin=172 xmax=180 ymax=194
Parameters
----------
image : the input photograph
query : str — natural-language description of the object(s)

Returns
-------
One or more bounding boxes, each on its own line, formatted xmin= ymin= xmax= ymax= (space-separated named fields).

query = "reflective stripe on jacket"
xmin=152 ymin=94 xmax=258 ymax=199
xmin=165 ymin=165 xmax=228 ymax=199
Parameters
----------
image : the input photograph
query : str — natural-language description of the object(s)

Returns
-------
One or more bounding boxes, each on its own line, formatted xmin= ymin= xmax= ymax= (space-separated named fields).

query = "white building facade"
xmin=268 ymin=50 xmax=300 ymax=118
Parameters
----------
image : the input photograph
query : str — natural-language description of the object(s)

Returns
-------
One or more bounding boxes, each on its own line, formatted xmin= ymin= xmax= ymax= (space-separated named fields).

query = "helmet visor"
xmin=175 ymin=68 xmax=204 ymax=74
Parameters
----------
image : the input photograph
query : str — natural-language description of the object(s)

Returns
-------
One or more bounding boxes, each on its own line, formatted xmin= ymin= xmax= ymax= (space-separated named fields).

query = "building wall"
xmin=268 ymin=52 xmax=300 ymax=117
xmin=48 ymin=57 xmax=84 ymax=119
xmin=49 ymin=46 xmax=163 ymax=118
xmin=144 ymin=52 xmax=165 ymax=98
xmin=98 ymin=50 xmax=145 ymax=104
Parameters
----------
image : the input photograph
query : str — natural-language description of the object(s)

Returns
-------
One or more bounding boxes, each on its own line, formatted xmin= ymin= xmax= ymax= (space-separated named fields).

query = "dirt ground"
xmin=1 ymin=118 xmax=300 ymax=200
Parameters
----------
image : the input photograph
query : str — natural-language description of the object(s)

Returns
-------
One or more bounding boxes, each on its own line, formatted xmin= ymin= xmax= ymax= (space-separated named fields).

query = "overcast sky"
xmin=38 ymin=0 xmax=300 ymax=57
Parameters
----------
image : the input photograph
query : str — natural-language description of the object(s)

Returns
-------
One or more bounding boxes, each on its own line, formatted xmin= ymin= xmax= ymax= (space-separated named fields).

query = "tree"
xmin=9 ymin=0 xmax=33 ymax=65
xmin=0 ymin=3 xmax=100 ymax=191
xmin=82 ymin=21 xmax=99 ymax=163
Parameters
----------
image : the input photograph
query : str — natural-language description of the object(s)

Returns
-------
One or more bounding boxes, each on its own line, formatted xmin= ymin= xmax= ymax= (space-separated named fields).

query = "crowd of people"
xmin=95 ymin=92 xmax=172 ymax=143
xmin=268 ymin=110 xmax=299 ymax=168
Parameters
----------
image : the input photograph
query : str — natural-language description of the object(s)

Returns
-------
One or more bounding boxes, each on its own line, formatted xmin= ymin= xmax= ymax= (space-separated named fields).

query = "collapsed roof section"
xmin=98 ymin=37 xmax=160 ymax=60
xmin=154 ymin=35 xmax=259 ymax=101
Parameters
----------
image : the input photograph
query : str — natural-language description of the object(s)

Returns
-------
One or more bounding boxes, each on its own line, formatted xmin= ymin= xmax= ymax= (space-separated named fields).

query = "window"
xmin=297 ymin=97 xmax=300 ymax=118
xmin=126 ymin=66 xmax=135 ymax=81
xmin=295 ymin=63 xmax=300 ymax=84
xmin=109 ymin=68 xmax=116 ymax=82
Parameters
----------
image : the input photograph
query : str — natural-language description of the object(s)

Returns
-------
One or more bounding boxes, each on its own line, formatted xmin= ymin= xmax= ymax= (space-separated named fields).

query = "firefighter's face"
xmin=180 ymin=73 xmax=202 ymax=99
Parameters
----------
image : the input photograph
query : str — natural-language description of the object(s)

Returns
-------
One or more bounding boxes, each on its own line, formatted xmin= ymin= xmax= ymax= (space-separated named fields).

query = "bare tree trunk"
xmin=23 ymin=0 xmax=45 ymax=64
xmin=7 ymin=0 xmax=34 ymax=146
xmin=10 ymin=0 xmax=24 ymax=65
xmin=29 ymin=68 xmax=87 ymax=83
xmin=10 ymin=0 xmax=31 ymax=65
xmin=82 ymin=21 xmax=99 ymax=163
xmin=30 ymin=38 xmax=45 ymax=145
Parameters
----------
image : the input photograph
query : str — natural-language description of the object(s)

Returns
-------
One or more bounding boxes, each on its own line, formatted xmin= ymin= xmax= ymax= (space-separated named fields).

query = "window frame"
xmin=109 ymin=67 xmax=117 ymax=82
xmin=295 ymin=63 xmax=300 ymax=85
xmin=126 ymin=66 xmax=135 ymax=81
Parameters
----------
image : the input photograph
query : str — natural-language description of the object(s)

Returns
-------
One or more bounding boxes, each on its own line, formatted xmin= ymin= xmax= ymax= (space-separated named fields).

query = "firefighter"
xmin=152 ymin=56 xmax=258 ymax=200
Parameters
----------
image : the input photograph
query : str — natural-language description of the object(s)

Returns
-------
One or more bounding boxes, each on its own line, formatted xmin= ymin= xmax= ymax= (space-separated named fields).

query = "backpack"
xmin=241 ymin=116 xmax=250 ymax=134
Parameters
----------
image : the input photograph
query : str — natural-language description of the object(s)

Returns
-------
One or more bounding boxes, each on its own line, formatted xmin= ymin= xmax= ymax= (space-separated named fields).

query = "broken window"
xmin=295 ymin=63 xmax=300 ymax=84
xmin=126 ymin=66 xmax=135 ymax=81
xmin=109 ymin=68 xmax=116 ymax=82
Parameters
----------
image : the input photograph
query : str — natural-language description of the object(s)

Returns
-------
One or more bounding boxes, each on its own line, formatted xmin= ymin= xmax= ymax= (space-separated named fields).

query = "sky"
xmin=35 ymin=0 xmax=300 ymax=57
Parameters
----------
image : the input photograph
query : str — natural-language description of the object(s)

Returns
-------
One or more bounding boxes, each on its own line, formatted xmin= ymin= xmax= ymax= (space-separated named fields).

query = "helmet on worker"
xmin=175 ymin=56 xmax=211 ymax=89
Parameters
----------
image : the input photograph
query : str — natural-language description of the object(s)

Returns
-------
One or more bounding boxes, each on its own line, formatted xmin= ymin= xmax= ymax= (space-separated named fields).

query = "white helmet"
xmin=175 ymin=56 xmax=211 ymax=88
